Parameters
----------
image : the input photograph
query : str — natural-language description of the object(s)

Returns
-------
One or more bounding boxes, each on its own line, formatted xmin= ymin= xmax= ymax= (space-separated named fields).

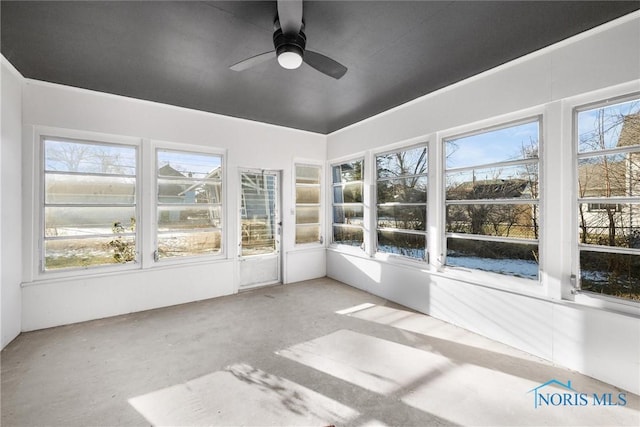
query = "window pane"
xmin=241 ymin=218 xmax=276 ymax=256
xmin=296 ymin=206 xmax=320 ymax=224
xmin=45 ymin=174 xmax=135 ymax=204
xmin=45 ymin=236 xmax=135 ymax=270
xmin=377 ymin=231 xmax=426 ymax=259
xmin=296 ymin=165 xmax=321 ymax=184
xmin=157 ymin=178 xmax=221 ymax=204
xmin=333 ymin=206 xmax=364 ymax=226
xmin=377 ymin=206 xmax=426 ymax=231
xmin=377 ymin=146 xmax=427 ymax=179
xmin=157 ymin=230 xmax=221 ymax=258
xmin=446 ymin=204 xmax=539 ymax=239
xmin=296 ymin=186 xmax=320 ymax=204
xmin=577 ymin=99 xmax=640 ymax=153
xmin=578 ymin=154 xmax=639 ymax=198
xmin=332 ymin=161 xmax=363 ymax=183
xmin=333 ymin=226 xmax=363 ymax=246
xmin=45 ymin=207 xmax=136 ymax=237
xmin=446 ymin=164 xmax=538 ymax=200
xmin=157 ymin=151 xmax=222 ymax=179
xmin=445 ymin=121 xmax=539 ymax=169
xmin=296 ymin=225 xmax=320 ymax=244
xmin=333 ymin=182 xmax=363 ymax=203
xmin=377 ymin=177 xmax=427 ymax=203
xmin=446 ymin=238 xmax=539 ymax=280
xmin=158 ymin=206 xmax=222 ymax=230
xmin=580 ymin=251 xmax=640 ymax=300
xmin=45 ymin=139 xmax=136 ymax=174
xmin=578 ymin=203 xmax=640 ymax=248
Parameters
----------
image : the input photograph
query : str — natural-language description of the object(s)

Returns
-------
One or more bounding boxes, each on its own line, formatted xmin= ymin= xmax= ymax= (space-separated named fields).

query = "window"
xmin=444 ymin=119 xmax=540 ymax=279
xmin=576 ymin=97 xmax=640 ymax=301
xmin=156 ymin=149 xmax=223 ymax=259
xmin=295 ymin=164 xmax=322 ymax=244
xmin=43 ymin=137 xmax=137 ymax=270
xmin=332 ymin=159 xmax=364 ymax=247
xmin=375 ymin=145 xmax=428 ymax=260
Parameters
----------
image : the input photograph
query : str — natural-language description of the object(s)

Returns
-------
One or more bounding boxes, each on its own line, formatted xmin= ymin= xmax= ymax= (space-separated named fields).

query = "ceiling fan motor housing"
xmin=273 ymin=28 xmax=306 ymax=58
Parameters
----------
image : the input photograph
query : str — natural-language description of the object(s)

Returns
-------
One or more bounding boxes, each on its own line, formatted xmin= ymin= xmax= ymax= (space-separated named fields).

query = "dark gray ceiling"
xmin=2 ymin=1 xmax=638 ymax=134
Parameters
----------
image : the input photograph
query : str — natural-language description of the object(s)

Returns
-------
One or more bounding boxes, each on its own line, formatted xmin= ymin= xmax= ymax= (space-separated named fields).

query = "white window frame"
xmin=31 ymin=127 xmax=142 ymax=280
xmin=442 ymin=115 xmax=543 ymax=285
xmin=329 ymin=156 xmax=366 ymax=253
xmin=572 ymin=92 xmax=640 ymax=306
xmin=294 ymin=161 xmax=324 ymax=246
xmin=152 ymin=142 xmax=226 ymax=266
xmin=373 ymin=142 xmax=429 ymax=262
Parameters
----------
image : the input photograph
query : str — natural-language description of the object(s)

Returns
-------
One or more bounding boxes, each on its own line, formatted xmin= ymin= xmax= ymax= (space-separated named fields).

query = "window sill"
xmin=434 ymin=265 xmax=547 ymax=299
xmin=26 ymin=255 xmax=231 ymax=286
xmin=572 ymin=291 xmax=640 ymax=317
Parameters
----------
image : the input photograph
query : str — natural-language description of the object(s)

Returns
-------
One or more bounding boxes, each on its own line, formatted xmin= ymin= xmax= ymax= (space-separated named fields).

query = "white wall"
xmin=19 ymin=79 xmax=327 ymax=332
xmin=1 ymin=58 xmax=23 ymax=347
xmin=326 ymin=13 xmax=640 ymax=395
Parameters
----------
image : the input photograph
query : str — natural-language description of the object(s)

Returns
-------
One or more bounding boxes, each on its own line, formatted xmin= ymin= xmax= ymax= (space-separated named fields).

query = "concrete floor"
xmin=1 ymin=278 xmax=638 ymax=426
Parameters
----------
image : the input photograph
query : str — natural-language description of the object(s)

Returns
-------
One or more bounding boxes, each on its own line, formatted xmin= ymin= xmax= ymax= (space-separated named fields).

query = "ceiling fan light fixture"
xmin=273 ymin=27 xmax=306 ymax=70
xmin=277 ymin=47 xmax=303 ymax=69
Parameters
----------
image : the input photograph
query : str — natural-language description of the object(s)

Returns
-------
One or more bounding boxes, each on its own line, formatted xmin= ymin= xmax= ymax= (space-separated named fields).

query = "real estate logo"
xmin=527 ymin=379 xmax=627 ymax=409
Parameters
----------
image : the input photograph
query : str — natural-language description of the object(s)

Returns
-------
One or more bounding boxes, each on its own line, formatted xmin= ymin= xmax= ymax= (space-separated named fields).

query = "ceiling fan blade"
xmin=230 ymin=51 xmax=276 ymax=71
xmin=304 ymin=50 xmax=348 ymax=79
xmin=277 ymin=0 xmax=303 ymax=35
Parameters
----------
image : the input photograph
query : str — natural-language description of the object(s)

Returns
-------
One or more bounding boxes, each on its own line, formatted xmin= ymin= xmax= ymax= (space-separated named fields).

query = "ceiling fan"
xmin=230 ymin=0 xmax=347 ymax=79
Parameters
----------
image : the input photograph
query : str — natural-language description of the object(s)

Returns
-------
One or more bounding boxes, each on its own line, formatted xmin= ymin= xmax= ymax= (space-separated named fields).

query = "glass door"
xmin=238 ymin=169 xmax=281 ymax=288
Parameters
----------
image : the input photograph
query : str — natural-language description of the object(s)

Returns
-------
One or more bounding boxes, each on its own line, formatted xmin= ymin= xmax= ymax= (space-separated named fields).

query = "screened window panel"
xmin=446 ymin=165 xmax=538 ymax=200
xmin=296 ymin=165 xmax=321 ymax=184
xmin=333 ymin=206 xmax=364 ymax=226
xmin=296 ymin=206 xmax=320 ymax=224
xmin=377 ymin=146 xmax=427 ymax=179
xmin=157 ymin=205 xmax=222 ymax=230
xmin=446 ymin=238 xmax=539 ymax=280
xmin=445 ymin=121 xmax=539 ymax=169
xmin=332 ymin=161 xmax=363 ymax=183
xmin=157 ymin=151 xmax=222 ymax=179
xmin=577 ymin=202 xmax=640 ymax=248
xmin=377 ymin=206 xmax=426 ymax=231
xmin=296 ymin=186 xmax=320 ymax=204
xmin=45 ymin=139 xmax=136 ymax=174
xmin=45 ymin=174 xmax=136 ymax=204
xmin=296 ymin=225 xmax=321 ymax=244
xmin=577 ymin=99 xmax=640 ymax=153
xmin=333 ymin=183 xmax=363 ymax=203
xmin=157 ymin=179 xmax=221 ymax=204
xmin=45 ymin=206 xmax=136 ymax=237
xmin=580 ymin=251 xmax=640 ymax=300
xmin=332 ymin=226 xmax=363 ymax=246
xmin=157 ymin=230 xmax=221 ymax=258
xmin=446 ymin=204 xmax=539 ymax=239
xmin=44 ymin=236 xmax=135 ymax=270
xmin=377 ymin=177 xmax=428 ymax=203
xmin=578 ymin=154 xmax=639 ymax=198
xmin=377 ymin=231 xmax=426 ymax=260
